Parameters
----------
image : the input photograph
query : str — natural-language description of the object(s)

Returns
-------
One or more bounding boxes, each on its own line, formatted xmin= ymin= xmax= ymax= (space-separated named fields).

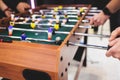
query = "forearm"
xmin=106 ymin=0 xmax=120 ymax=14
xmin=0 ymin=0 xmax=8 ymax=11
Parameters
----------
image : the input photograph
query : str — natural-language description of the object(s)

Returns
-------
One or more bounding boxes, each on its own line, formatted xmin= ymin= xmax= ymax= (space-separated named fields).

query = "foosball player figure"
xmin=63 ymin=17 xmax=69 ymax=24
xmin=53 ymin=13 xmax=56 ymax=19
xmin=52 ymin=10 xmax=57 ymax=19
xmin=54 ymin=19 xmax=61 ymax=31
xmin=10 ymin=20 xmax=15 ymax=26
xmin=77 ymin=15 xmax=81 ymax=20
xmin=63 ymin=11 xmax=69 ymax=23
xmin=48 ymin=27 xmax=54 ymax=40
xmin=66 ymin=17 xmax=69 ymax=23
xmin=10 ymin=13 xmax=15 ymax=26
xmin=75 ymin=7 xmax=79 ymax=10
xmin=21 ymin=32 xmax=27 ymax=40
xmin=63 ymin=10 xmax=68 ymax=18
xmin=62 ymin=19 xmax=67 ymax=25
xmin=41 ymin=14 xmax=46 ymax=19
xmin=54 ymin=7 xmax=58 ymax=12
xmin=80 ymin=8 xmax=85 ymax=14
xmin=77 ymin=11 xmax=82 ymax=20
xmin=10 ymin=13 xmax=15 ymax=21
xmin=58 ymin=6 xmax=63 ymax=15
xmin=30 ymin=21 xmax=36 ymax=29
xmin=48 ymin=19 xmax=53 ymax=24
xmin=8 ymin=20 xmax=15 ymax=36
xmin=28 ymin=9 xmax=33 ymax=15
xmin=40 ymin=10 xmax=44 ymax=14
xmin=40 ymin=10 xmax=46 ymax=19
xmin=0 ymin=38 xmax=4 ymax=42
xmin=8 ymin=25 xmax=13 ymax=36
xmin=58 ymin=11 xmax=63 ymax=15
xmin=58 ymin=5 xmax=63 ymax=10
xmin=30 ymin=17 xmax=36 ymax=29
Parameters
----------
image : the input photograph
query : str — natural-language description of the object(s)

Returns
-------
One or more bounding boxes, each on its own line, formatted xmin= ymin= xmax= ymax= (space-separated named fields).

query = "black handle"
xmin=107 ymin=35 xmax=120 ymax=50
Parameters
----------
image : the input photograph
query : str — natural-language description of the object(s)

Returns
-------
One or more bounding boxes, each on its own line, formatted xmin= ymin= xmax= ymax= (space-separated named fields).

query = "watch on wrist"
xmin=102 ymin=7 xmax=112 ymax=16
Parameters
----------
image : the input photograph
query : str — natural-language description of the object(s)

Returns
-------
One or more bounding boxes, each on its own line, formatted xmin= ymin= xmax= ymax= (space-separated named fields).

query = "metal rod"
xmin=15 ymin=19 xmax=77 ymax=24
xmin=69 ymin=42 xmax=108 ymax=50
xmin=41 ymin=7 xmax=99 ymax=12
xmin=9 ymin=36 xmax=56 ymax=43
xmin=0 ymin=35 xmax=108 ymax=50
xmin=13 ymin=28 xmax=110 ymax=38
xmin=13 ymin=28 xmax=48 ymax=32
xmin=89 ymin=10 xmax=101 ymax=13
xmin=74 ymin=33 xmax=110 ymax=38
xmin=41 ymin=9 xmax=84 ymax=12
xmin=15 ymin=19 xmax=91 ymax=28
xmin=15 ymin=22 xmax=92 ymax=28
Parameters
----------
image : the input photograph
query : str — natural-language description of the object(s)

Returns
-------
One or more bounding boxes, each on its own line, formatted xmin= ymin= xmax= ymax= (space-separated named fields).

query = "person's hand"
xmin=4 ymin=8 xmax=12 ymax=17
xmin=3 ymin=8 xmax=12 ymax=17
xmin=109 ymin=27 xmax=120 ymax=41
xmin=106 ymin=27 xmax=120 ymax=60
xmin=4 ymin=10 xmax=12 ymax=17
xmin=106 ymin=38 xmax=120 ymax=60
xmin=16 ymin=2 xmax=30 ymax=13
xmin=89 ymin=11 xmax=110 ymax=26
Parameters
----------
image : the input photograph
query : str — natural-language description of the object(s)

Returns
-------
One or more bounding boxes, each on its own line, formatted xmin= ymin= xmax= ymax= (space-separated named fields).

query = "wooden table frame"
xmin=0 ymin=4 xmax=91 ymax=80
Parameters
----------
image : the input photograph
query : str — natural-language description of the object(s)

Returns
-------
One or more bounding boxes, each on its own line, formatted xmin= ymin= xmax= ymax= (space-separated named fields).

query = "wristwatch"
xmin=102 ymin=7 xmax=112 ymax=16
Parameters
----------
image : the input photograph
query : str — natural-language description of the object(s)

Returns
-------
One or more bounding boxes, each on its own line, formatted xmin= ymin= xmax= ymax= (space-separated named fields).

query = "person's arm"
xmin=106 ymin=0 xmax=120 ymax=14
xmin=2 ymin=0 xmax=20 ymax=12
xmin=109 ymin=27 xmax=120 ymax=41
xmin=90 ymin=0 xmax=120 ymax=26
xmin=106 ymin=37 xmax=120 ymax=59
xmin=0 ymin=0 xmax=12 ymax=17
xmin=106 ymin=27 xmax=120 ymax=59
xmin=0 ymin=0 xmax=8 ymax=11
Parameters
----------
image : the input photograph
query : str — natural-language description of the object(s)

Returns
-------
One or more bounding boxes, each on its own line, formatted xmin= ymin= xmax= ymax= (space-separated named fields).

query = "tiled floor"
xmin=68 ymin=20 xmax=120 ymax=80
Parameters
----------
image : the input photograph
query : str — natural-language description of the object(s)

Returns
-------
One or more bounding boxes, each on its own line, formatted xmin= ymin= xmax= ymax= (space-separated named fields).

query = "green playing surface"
xmin=0 ymin=7 xmax=85 ymax=45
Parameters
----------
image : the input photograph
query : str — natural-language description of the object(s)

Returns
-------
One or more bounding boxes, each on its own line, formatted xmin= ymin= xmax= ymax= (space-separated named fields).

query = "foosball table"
xmin=0 ymin=4 xmax=102 ymax=80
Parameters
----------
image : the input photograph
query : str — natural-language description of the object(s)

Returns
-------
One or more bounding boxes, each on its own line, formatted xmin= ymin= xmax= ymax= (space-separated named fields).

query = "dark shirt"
xmin=36 ymin=0 xmax=110 ymax=9
xmin=36 ymin=0 xmax=75 ymax=5
xmin=75 ymin=0 xmax=110 ymax=9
